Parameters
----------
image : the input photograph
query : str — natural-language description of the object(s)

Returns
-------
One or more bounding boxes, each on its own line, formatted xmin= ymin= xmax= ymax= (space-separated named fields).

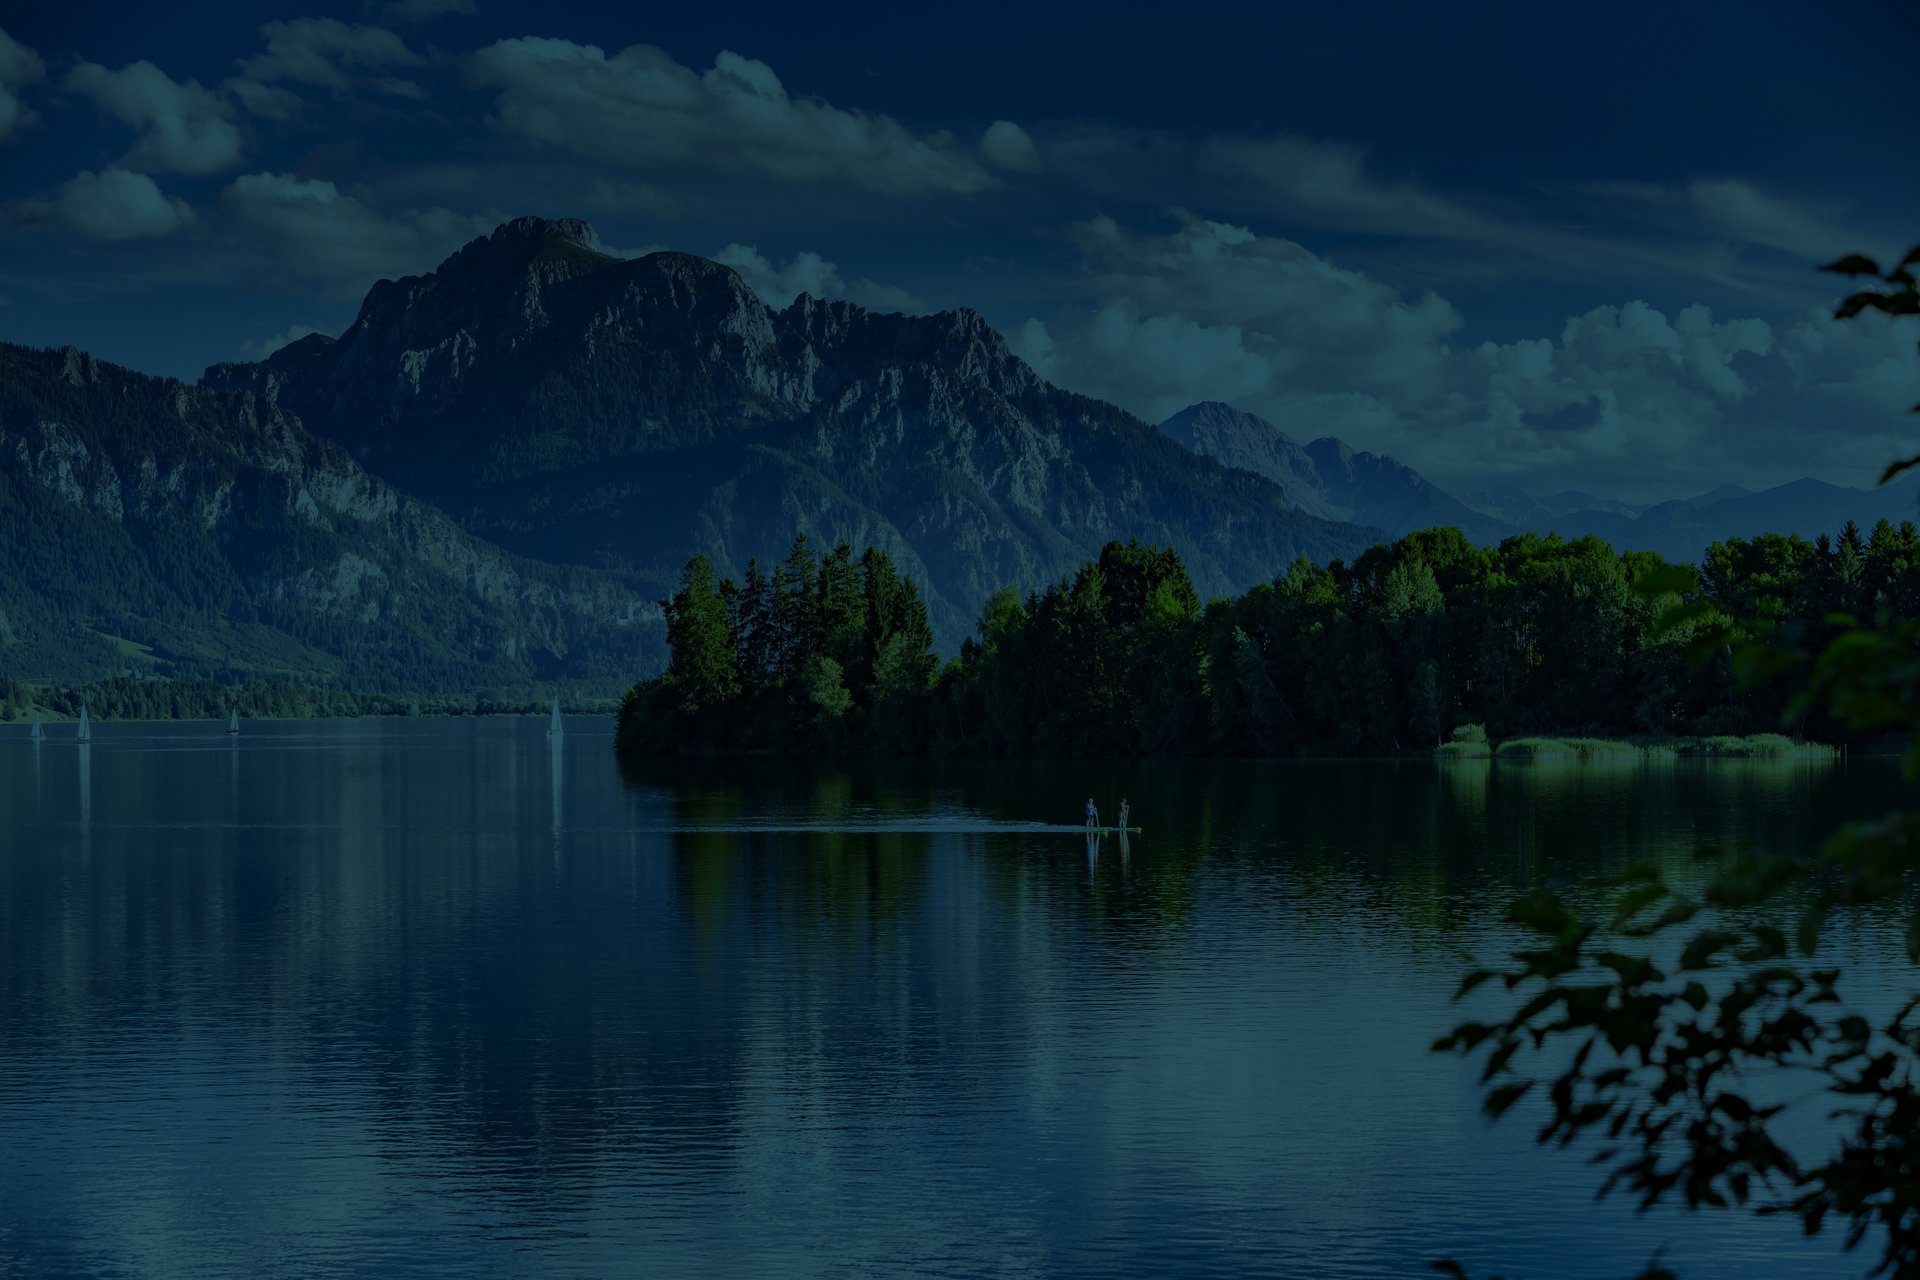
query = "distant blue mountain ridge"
xmin=1158 ymin=400 xmax=1920 ymax=563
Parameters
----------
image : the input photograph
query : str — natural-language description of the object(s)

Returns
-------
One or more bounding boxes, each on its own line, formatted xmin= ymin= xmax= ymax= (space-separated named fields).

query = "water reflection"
xmin=76 ymin=740 xmax=90 ymax=864
xmin=0 ymin=725 xmax=1899 ymax=1280
xmin=550 ymin=728 xmax=564 ymax=864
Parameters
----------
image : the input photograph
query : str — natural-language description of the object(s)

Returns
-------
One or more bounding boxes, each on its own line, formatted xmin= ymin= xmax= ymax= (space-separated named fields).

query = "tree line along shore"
xmin=616 ymin=520 xmax=1913 ymax=759
xmin=0 ymin=675 xmax=613 ymax=726
xmin=8 ymin=519 xmax=1907 ymax=757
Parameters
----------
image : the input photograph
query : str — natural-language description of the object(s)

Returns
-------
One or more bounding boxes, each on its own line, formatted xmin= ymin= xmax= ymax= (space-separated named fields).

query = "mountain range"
xmin=2 ymin=215 xmax=1908 ymax=693
xmin=0 ymin=342 xmax=655 ymax=692
xmin=1157 ymin=401 xmax=1919 ymax=562
xmin=200 ymin=216 xmax=1380 ymax=650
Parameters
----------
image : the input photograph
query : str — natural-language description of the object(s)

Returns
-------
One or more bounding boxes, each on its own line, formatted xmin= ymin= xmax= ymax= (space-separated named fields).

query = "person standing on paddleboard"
xmin=1086 ymin=797 xmax=1099 ymax=830
xmin=1118 ymin=799 xmax=1130 ymax=830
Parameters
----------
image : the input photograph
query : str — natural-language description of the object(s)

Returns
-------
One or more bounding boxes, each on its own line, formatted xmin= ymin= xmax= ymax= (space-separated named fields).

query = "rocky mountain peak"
xmin=1305 ymin=437 xmax=1360 ymax=475
xmin=436 ymin=216 xmax=608 ymax=276
xmin=1162 ymin=401 xmax=1301 ymax=451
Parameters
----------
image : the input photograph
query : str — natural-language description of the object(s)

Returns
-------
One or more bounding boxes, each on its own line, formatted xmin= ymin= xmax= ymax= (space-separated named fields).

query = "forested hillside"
xmin=0 ymin=343 xmax=659 ymax=692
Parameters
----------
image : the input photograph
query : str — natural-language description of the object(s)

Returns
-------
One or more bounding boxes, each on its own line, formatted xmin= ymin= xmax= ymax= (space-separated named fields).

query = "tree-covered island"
xmin=617 ymin=518 xmax=1919 ymax=758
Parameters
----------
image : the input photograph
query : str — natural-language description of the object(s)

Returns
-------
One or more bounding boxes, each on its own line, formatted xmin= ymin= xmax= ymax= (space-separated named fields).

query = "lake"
xmin=0 ymin=718 xmax=1908 ymax=1278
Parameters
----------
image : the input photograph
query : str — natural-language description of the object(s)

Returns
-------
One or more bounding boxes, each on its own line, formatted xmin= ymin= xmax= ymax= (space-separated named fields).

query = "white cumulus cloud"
xmin=1016 ymin=213 xmax=1920 ymax=499
xmin=981 ymin=120 xmax=1040 ymax=172
xmin=16 ymin=167 xmax=197 ymax=240
xmin=65 ymin=59 xmax=243 ymax=174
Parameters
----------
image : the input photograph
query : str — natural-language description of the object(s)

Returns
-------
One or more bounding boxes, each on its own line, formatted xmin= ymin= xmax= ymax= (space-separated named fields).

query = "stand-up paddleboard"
xmin=1081 ymin=826 xmax=1142 ymax=834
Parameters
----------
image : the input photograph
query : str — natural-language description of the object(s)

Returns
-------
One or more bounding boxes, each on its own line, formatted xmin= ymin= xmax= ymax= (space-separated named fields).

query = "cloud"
xmin=1195 ymin=134 xmax=1502 ymax=242
xmin=224 ymin=77 xmax=306 ymax=123
xmin=1040 ymin=125 xmax=1504 ymax=244
xmin=1016 ymin=213 xmax=1920 ymax=499
xmin=240 ymin=323 xmax=327 ymax=360
xmin=981 ymin=120 xmax=1039 ymax=172
xmin=65 ymin=60 xmax=243 ymax=174
xmin=1582 ymin=178 xmax=1891 ymax=267
xmin=1027 ymin=215 xmax=1461 ymax=414
xmin=713 ymin=242 xmax=924 ymax=313
xmin=0 ymin=27 xmax=46 ymax=142
xmin=380 ymin=0 xmax=476 ymax=22
xmin=1040 ymin=125 xmax=1845 ymax=306
xmin=1686 ymin=180 xmax=1855 ymax=260
xmin=14 ymin=167 xmax=196 ymax=240
xmin=232 ymin=18 xmax=426 ymax=105
xmin=220 ymin=172 xmax=493 ymax=282
xmin=463 ymin=38 xmax=999 ymax=196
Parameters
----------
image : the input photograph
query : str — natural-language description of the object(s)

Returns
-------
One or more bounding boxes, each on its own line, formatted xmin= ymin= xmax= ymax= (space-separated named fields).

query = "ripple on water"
xmin=0 ymin=727 xmax=1899 ymax=1278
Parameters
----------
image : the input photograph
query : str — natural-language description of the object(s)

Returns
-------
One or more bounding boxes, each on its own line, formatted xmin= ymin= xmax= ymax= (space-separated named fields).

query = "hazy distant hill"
xmin=0 ymin=342 xmax=656 ymax=689
xmin=204 ymin=218 xmax=1384 ymax=646
xmin=1459 ymin=487 xmax=1648 ymax=528
xmin=1159 ymin=399 xmax=1919 ymax=563
xmin=1464 ymin=476 xmax=1920 ymax=561
xmin=1160 ymin=402 xmax=1510 ymax=542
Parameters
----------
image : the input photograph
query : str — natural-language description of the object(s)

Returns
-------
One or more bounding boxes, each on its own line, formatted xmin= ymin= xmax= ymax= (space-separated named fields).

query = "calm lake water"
xmin=1 ymin=719 xmax=1912 ymax=1279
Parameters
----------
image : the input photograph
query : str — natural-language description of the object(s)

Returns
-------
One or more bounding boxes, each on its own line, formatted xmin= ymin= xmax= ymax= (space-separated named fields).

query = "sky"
xmin=0 ymin=0 xmax=1915 ymax=501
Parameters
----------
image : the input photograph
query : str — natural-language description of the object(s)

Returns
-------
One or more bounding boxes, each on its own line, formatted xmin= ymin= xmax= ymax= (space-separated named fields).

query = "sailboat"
xmin=548 ymin=698 xmax=563 ymax=738
xmin=227 ymin=708 xmax=240 ymax=735
xmin=76 ymin=705 xmax=90 ymax=743
xmin=29 ymin=711 xmax=42 ymax=743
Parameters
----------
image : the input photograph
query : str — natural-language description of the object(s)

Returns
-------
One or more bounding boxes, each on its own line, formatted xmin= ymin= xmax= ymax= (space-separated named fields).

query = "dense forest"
xmin=618 ymin=520 xmax=1920 ymax=758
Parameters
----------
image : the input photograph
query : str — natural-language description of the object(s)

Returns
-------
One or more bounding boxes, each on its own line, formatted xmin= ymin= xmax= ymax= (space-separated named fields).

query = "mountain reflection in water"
xmin=0 ymin=719 xmax=1899 ymax=1279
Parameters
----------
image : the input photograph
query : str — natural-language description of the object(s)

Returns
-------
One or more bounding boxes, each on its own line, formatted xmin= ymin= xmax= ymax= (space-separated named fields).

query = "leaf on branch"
xmin=1821 ymin=253 xmax=1883 ymax=277
xmin=1631 ymin=566 xmax=1698 ymax=600
xmin=1454 ymin=970 xmax=1499 ymax=1001
xmin=1879 ymin=454 xmax=1920 ymax=486
xmin=1484 ymin=1081 xmax=1532 ymax=1118
xmin=1680 ymin=929 xmax=1741 ymax=970
xmin=1612 ymin=882 xmax=1669 ymax=928
xmin=1509 ymin=889 xmax=1577 ymax=937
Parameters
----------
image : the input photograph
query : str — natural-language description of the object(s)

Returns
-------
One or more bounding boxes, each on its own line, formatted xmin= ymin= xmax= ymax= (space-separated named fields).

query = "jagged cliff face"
xmin=205 ymin=217 xmax=1383 ymax=644
xmin=0 ymin=342 xmax=657 ymax=687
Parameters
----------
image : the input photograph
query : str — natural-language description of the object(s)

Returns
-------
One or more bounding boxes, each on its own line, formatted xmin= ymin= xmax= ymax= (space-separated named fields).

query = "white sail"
xmin=77 ymin=705 xmax=90 ymax=743
xmin=549 ymin=698 xmax=563 ymax=738
xmin=228 ymin=708 xmax=240 ymax=734
xmin=30 ymin=711 xmax=42 ymax=741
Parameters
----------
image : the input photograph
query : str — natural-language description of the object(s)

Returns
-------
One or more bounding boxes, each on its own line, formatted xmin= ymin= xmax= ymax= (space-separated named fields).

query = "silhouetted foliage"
xmin=1436 ymin=241 xmax=1920 ymax=1280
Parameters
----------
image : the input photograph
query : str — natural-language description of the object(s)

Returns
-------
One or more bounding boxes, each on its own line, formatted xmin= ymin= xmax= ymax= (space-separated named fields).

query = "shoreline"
xmin=1435 ymin=733 xmax=1842 ymax=761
